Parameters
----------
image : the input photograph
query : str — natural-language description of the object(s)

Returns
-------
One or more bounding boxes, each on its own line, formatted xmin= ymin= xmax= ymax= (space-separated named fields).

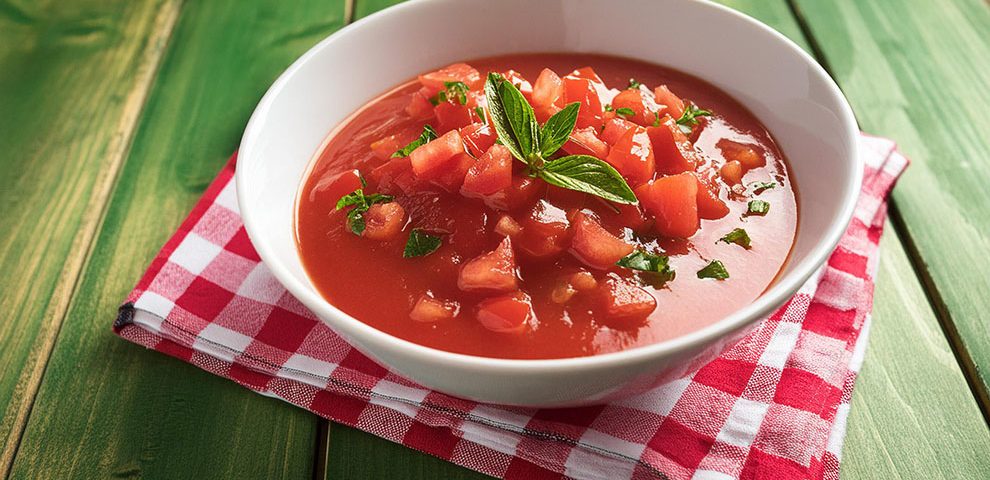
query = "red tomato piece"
xmin=501 ymin=69 xmax=533 ymax=100
xmin=362 ymin=202 xmax=406 ymax=241
xmin=368 ymin=157 xmax=418 ymax=194
xmin=693 ymin=173 xmax=730 ymax=220
xmin=653 ymin=85 xmax=685 ymax=120
xmin=635 ymin=172 xmax=700 ymax=238
xmin=461 ymin=144 xmax=512 ymax=197
xmin=418 ymin=63 xmax=482 ymax=96
xmin=431 ymin=153 xmax=475 ymax=193
xmin=514 ymin=200 xmax=572 ymax=259
xmin=405 ymin=92 xmax=434 ymax=120
xmin=566 ymin=66 xmax=604 ymax=85
xmin=611 ymin=202 xmax=653 ymax=234
xmin=483 ymin=176 xmax=542 ymax=212
xmin=568 ymin=211 xmax=634 ymax=270
xmin=596 ymin=277 xmax=657 ymax=329
xmin=459 ymin=123 xmax=497 ymax=157
xmin=600 ymin=117 xmax=637 ymax=146
xmin=561 ymin=126 xmax=610 ymax=158
xmin=604 ymin=126 xmax=655 ymax=186
xmin=476 ymin=291 xmax=534 ymax=334
xmin=370 ymin=128 xmax=419 ymax=160
xmin=310 ymin=169 xmax=363 ymax=206
xmin=434 ymin=101 xmax=475 ymax=132
xmin=562 ymin=77 xmax=604 ymax=130
xmin=720 ymin=160 xmax=743 ymax=185
xmin=717 ymin=138 xmax=766 ymax=170
xmin=646 ymin=115 xmax=697 ymax=174
xmin=409 ymin=130 xmax=464 ymax=179
xmin=532 ymin=68 xmax=563 ymax=108
xmin=494 ymin=214 xmax=523 ymax=238
xmin=458 ymin=237 xmax=518 ymax=293
xmin=611 ymin=89 xmax=660 ymax=127
xmin=409 ymin=295 xmax=458 ymax=323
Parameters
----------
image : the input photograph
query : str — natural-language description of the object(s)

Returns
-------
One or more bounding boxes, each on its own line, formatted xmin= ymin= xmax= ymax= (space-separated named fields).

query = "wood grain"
xmin=792 ymin=0 xmax=990 ymax=410
xmin=0 ymin=0 xmax=180 ymax=474
xmin=5 ymin=1 xmax=347 ymax=478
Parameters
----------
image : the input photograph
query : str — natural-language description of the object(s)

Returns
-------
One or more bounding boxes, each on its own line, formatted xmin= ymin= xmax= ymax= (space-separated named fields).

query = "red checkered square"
xmin=175 ymin=277 xmax=235 ymax=321
xmin=693 ymin=358 xmax=758 ymax=396
xmin=648 ymin=417 xmax=715 ymax=469
xmin=252 ymin=306 xmax=319 ymax=352
xmin=740 ymin=448 xmax=807 ymax=480
xmin=224 ymin=227 xmax=261 ymax=261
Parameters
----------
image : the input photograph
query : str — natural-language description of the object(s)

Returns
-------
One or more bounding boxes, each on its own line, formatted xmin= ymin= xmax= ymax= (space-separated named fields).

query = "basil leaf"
xmin=498 ymin=76 xmax=540 ymax=159
xmin=391 ymin=125 xmax=438 ymax=158
xmin=335 ymin=188 xmax=394 ymax=236
xmin=748 ymin=181 xmax=776 ymax=195
xmin=697 ymin=260 xmax=729 ymax=280
xmin=617 ymin=250 xmax=674 ymax=275
xmin=718 ymin=228 xmax=751 ymax=249
xmin=615 ymin=107 xmax=635 ymax=119
xmin=347 ymin=209 xmax=366 ymax=235
xmin=403 ymin=229 xmax=442 ymax=258
xmin=474 ymin=106 xmax=486 ymax=122
xmin=485 ymin=73 xmax=526 ymax=161
xmin=539 ymin=155 xmax=638 ymax=204
xmin=539 ymin=102 xmax=580 ymax=158
xmin=747 ymin=200 xmax=770 ymax=216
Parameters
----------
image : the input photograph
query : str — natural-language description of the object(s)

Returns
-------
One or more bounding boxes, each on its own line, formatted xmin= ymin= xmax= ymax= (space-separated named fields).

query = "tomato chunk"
xmin=694 ymin=173 xmax=730 ymax=220
xmin=561 ymin=126 xmax=610 ymax=158
xmin=596 ymin=277 xmax=657 ymax=329
xmin=405 ymin=92 xmax=434 ymax=120
xmin=653 ymin=85 xmax=685 ymax=120
xmin=646 ymin=115 xmax=697 ymax=174
xmin=310 ymin=169 xmax=363 ymax=206
xmin=514 ymin=200 xmax=571 ymax=259
xmin=636 ymin=172 xmax=699 ymax=238
xmin=368 ymin=157 xmax=418 ymax=194
xmin=435 ymin=101 xmax=476 ymax=132
xmin=409 ymin=130 xmax=465 ymax=179
xmin=501 ymin=70 xmax=533 ymax=100
xmin=562 ymin=76 xmax=604 ymax=130
xmin=717 ymin=138 xmax=766 ymax=170
xmin=362 ymin=202 xmax=406 ymax=241
xmin=600 ymin=117 xmax=638 ymax=146
xmin=476 ymin=291 xmax=534 ymax=334
xmin=418 ymin=63 xmax=482 ymax=96
xmin=483 ymin=176 xmax=542 ymax=212
xmin=532 ymin=68 xmax=563 ymax=108
xmin=494 ymin=214 xmax=522 ymax=238
xmin=461 ymin=144 xmax=512 ymax=197
xmin=605 ymin=126 xmax=655 ymax=186
xmin=720 ymin=160 xmax=743 ymax=185
xmin=611 ymin=89 xmax=660 ymax=127
xmin=569 ymin=211 xmax=634 ymax=270
xmin=458 ymin=237 xmax=518 ymax=293
xmin=431 ymin=153 xmax=475 ymax=193
xmin=610 ymin=202 xmax=653 ymax=234
xmin=370 ymin=127 xmax=420 ymax=160
xmin=459 ymin=123 xmax=497 ymax=157
xmin=409 ymin=295 xmax=458 ymax=323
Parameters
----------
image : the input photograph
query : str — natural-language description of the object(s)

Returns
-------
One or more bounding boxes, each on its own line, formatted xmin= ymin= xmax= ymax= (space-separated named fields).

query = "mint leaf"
xmin=391 ymin=125 xmax=438 ymax=158
xmin=604 ymin=104 xmax=614 ymax=112
xmin=627 ymin=78 xmax=642 ymax=89
xmin=335 ymin=188 xmax=394 ymax=236
xmin=747 ymin=200 xmax=770 ymax=216
xmin=615 ymin=107 xmax=635 ymax=119
xmin=675 ymin=102 xmax=712 ymax=134
xmin=697 ymin=260 xmax=729 ymax=280
xmin=485 ymin=73 xmax=539 ymax=162
xmin=403 ymin=229 xmax=442 ymax=258
xmin=539 ymin=155 xmax=638 ymax=204
xmin=617 ymin=250 xmax=676 ymax=288
xmin=474 ymin=106 xmax=486 ymax=123
xmin=718 ymin=228 xmax=751 ymax=249
xmin=539 ymin=102 xmax=580 ymax=158
xmin=748 ymin=181 xmax=776 ymax=195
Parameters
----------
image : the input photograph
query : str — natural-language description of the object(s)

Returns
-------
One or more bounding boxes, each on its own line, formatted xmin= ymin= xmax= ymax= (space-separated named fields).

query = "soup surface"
xmin=296 ymin=53 xmax=797 ymax=359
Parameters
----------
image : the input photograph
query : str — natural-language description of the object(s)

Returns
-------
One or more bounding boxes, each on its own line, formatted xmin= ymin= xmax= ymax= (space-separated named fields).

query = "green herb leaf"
xmin=444 ymin=81 xmax=470 ymax=105
xmin=675 ymin=102 xmax=712 ymax=134
xmin=539 ymin=155 xmax=638 ymax=204
xmin=485 ymin=72 xmax=539 ymax=162
xmin=651 ymin=112 xmax=661 ymax=127
xmin=615 ymin=107 xmax=636 ymax=119
xmin=697 ymin=260 xmax=729 ymax=280
xmin=474 ymin=106 xmax=486 ymax=122
xmin=335 ymin=188 xmax=394 ymax=236
xmin=617 ymin=250 xmax=676 ymax=288
xmin=627 ymin=78 xmax=642 ymax=89
xmin=604 ymin=104 xmax=614 ymax=112
xmin=748 ymin=181 xmax=776 ymax=195
xmin=391 ymin=125 xmax=438 ymax=158
xmin=539 ymin=102 xmax=581 ymax=158
xmin=403 ymin=229 xmax=442 ymax=258
xmin=747 ymin=200 xmax=770 ymax=216
xmin=718 ymin=228 xmax=752 ymax=249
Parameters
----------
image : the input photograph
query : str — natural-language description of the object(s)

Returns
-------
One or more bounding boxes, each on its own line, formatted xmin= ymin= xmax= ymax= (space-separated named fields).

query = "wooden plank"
xmin=0 ymin=0 xmax=180 ymax=473
xmin=5 ymin=1 xmax=349 ymax=478
xmin=791 ymin=0 xmax=990 ymax=407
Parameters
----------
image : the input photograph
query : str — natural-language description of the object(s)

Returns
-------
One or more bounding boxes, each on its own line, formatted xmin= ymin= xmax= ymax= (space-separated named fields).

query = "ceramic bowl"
xmin=237 ymin=0 xmax=861 ymax=407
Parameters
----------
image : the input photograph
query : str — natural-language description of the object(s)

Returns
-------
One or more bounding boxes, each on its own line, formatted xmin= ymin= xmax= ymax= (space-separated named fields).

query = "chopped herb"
xmin=747 ymin=200 xmax=770 ymax=216
xmin=428 ymin=95 xmax=439 ymax=106
xmin=433 ymin=81 xmax=470 ymax=105
xmin=474 ymin=106 xmax=486 ymax=122
xmin=627 ymin=78 xmax=642 ymax=89
xmin=403 ymin=229 xmax=442 ymax=258
xmin=718 ymin=228 xmax=752 ymax=249
xmin=615 ymin=107 xmax=636 ymax=119
xmin=697 ymin=260 xmax=729 ymax=280
xmin=604 ymin=104 xmax=614 ymax=112
xmin=617 ymin=250 xmax=676 ymax=285
xmin=675 ymin=102 xmax=713 ymax=134
xmin=391 ymin=125 xmax=438 ymax=158
xmin=748 ymin=181 xmax=777 ymax=195
xmin=651 ymin=112 xmax=661 ymax=127
xmin=335 ymin=188 xmax=394 ymax=235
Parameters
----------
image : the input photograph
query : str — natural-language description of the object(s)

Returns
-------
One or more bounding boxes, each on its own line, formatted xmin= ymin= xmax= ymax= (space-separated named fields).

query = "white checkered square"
xmin=169 ymin=232 xmax=222 ymax=275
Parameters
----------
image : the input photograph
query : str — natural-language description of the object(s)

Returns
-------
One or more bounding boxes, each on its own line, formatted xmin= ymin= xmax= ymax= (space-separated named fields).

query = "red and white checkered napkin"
xmin=114 ymin=134 xmax=907 ymax=480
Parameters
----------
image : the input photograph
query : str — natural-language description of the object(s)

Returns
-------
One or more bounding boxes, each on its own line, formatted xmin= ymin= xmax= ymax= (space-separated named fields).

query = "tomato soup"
xmin=296 ymin=54 xmax=797 ymax=359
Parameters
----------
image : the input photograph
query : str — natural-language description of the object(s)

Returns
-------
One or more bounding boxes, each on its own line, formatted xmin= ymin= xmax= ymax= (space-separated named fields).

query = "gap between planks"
xmin=784 ymin=0 xmax=990 ymax=428
xmin=0 ymin=1 xmax=185 ymax=476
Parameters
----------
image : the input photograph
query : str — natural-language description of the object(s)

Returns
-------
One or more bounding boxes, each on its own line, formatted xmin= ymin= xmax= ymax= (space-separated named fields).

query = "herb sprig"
xmin=675 ymin=103 xmax=712 ymax=134
xmin=697 ymin=260 xmax=730 ymax=280
xmin=392 ymin=125 xmax=438 ymax=158
xmin=718 ymin=228 xmax=752 ymax=249
xmin=336 ymin=189 xmax=394 ymax=235
xmin=617 ymin=250 xmax=676 ymax=287
xmin=484 ymin=73 xmax=637 ymax=204
xmin=403 ymin=229 xmax=442 ymax=257
xmin=431 ymin=81 xmax=470 ymax=105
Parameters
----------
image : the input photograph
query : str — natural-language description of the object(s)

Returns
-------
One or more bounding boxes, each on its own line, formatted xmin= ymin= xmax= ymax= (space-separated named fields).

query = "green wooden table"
xmin=2 ymin=0 xmax=989 ymax=478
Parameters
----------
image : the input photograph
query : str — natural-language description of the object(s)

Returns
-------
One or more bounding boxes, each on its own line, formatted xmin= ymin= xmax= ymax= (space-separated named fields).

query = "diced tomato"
xmin=418 ymin=63 xmax=482 ymax=96
xmin=434 ymin=101 xmax=474 ymax=132
xmin=368 ymin=157 xmax=418 ymax=194
xmin=566 ymin=67 xmax=604 ymax=85
xmin=409 ymin=295 xmax=458 ymax=323
xmin=459 ymin=123 xmax=497 ymax=157
xmin=688 ymin=116 xmax=709 ymax=143
xmin=570 ymin=270 xmax=598 ymax=291
xmin=717 ymin=138 xmax=766 ymax=170
xmin=514 ymin=200 xmax=571 ymax=259
xmin=611 ymin=202 xmax=652 ymax=233
xmin=720 ymin=160 xmax=743 ymax=185
xmin=362 ymin=202 xmax=406 ymax=241
xmin=431 ymin=153 xmax=475 ymax=192
xmin=532 ymin=68 xmax=563 ymax=108
xmin=636 ymin=172 xmax=699 ymax=238
xmin=458 ymin=237 xmax=518 ymax=293
xmin=568 ymin=211 xmax=634 ymax=270
xmin=596 ymin=277 xmax=657 ymax=329
xmin=476 ymin=291 xmax=533 ymax=334
xmin=653 ymin=85 xmax=685 ymax=120
xmin=310 ymin=169 xmax=363 ymax=206
xmin=494 ymin=214 xmax=522 ymax=237
xmin=370 ymin=128 xmax=419 ymax=160
xmin=483 ymin=176 xmax=543 ymax=211
xmin=646 ymin=115 xmax=697 ymax=174
xmin=561 ymin=126 xmax=610 ymax=158
xmin=562 ymin=76 xmax=604 ymax=130
xmin=501 ymin=70 xmax=533 ymax=100
xmin=461 ymin=144 xmax=512 ymax=197
xmin=605 ymin=126 xmax=655 ymax=186
xmin=611 ymin=89 xmax=660 ymax=127
xmin=405 ymin=92 xmax=434 ymax=120
xmin=601 ymin=117 xmax=638 ymax=146
xmin=409 ymin=130 xmax=464 ymax=179
xmin=693 ymin=173 xmax=729 ymax=220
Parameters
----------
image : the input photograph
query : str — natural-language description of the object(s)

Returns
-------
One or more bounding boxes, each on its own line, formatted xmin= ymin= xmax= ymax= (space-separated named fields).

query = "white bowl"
xmin=237 ymin=0 xmax=860 ymax=407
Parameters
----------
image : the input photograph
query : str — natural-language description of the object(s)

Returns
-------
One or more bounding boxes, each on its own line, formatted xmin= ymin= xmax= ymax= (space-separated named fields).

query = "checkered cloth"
xmin=114 ymin=133 xmax=907 ymax=479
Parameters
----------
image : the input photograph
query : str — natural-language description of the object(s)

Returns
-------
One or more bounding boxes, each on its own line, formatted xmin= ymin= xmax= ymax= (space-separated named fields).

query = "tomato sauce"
xmin=296 ymin=53 xmax=797 ymax=359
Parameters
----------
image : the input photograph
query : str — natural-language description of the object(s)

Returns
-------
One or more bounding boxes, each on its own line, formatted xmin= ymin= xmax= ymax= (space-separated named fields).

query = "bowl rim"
xmin=237 ymin=0 xmax=863 ymax=373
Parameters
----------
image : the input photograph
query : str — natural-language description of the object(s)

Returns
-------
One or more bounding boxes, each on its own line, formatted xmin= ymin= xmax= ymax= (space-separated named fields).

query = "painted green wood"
xmin=0 ymin=0 xmax=180 ymax=473
xmin=5 ymin=1 xmax=349 ymax=478
xmin=792 ymin=0 xmax=990 ymax=406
